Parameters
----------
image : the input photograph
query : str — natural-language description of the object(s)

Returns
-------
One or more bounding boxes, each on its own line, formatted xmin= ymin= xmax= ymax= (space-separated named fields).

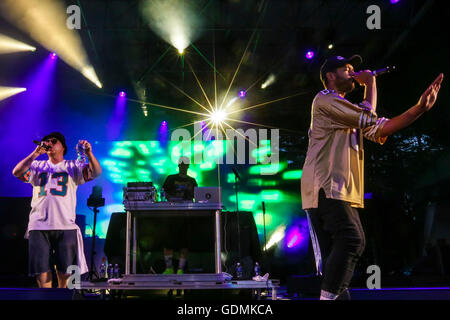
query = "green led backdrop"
xmin=77 ymin=139 xmax=304 ymax=252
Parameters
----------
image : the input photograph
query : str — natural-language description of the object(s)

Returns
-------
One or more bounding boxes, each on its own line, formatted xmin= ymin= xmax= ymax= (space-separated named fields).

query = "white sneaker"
xmin=252 ymin=273 xmax=269 ymax=281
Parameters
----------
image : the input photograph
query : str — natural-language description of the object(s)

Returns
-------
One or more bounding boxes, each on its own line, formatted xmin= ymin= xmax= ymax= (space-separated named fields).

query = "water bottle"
xmin=254 ymin=262 xmax=260 ymax=277
xmin=107 ymin=264 xmax=113 ymax=278
xmin=236 ymin=262 xmax=243 ymax=280
xmin=99 ymin=263 xmax=106 ymax=279
xmin=75 ymin=141 xmax=86 ymax=166
xmin=113 ymin=264 xmax=120 ymax=279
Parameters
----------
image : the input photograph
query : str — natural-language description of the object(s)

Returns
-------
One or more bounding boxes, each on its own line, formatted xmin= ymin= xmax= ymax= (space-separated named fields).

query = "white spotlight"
xmin=171 ymin=33 xmax=188 ymax=55
xmin=263 ymin=225 xmax=286 ymax=251
xmin=0 ymin=86 xmax=27 ymax=102
xmin=225 ymin=96 xmax=238 ymax=109
xmin=141 ymin=0 xmax=203 ymax=57
xmin=261 ymin=73 xmax=276 ymax=89
xmin=141 ymin=103 xmax=149 ymax=117
xmin=0 ymin=0 xmax=102 ymax=89
xmin=0 ymin=34 xmax=36 ymax=54
xmin=81 ymin=66 xmax=102 ymax=88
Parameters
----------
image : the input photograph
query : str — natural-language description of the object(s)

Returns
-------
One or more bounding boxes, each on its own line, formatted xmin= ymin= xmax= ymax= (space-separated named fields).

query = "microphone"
xmin=232 ymin=167 xmax=241 ymax=181
xmin=33 ymin=140 xmax=50 ymax=151
xmin=371 ymin=66 xmax=396 ymax=77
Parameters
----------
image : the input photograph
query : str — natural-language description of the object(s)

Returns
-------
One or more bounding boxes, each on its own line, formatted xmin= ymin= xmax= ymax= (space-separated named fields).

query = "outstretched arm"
xmin=379 ymin=73 xmax=444 ymax=138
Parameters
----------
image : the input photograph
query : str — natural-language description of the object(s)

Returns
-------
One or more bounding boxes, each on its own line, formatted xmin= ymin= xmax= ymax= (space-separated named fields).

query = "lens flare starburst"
xmin=103 ymin=11 xmax=306 ymax=154
xmin=210 ymin=109 xmax=226 ymax=125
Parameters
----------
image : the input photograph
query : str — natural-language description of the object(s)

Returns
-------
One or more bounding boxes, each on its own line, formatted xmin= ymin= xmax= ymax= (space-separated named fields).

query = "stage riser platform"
xmin=1 ymin=287 xmax=450 ymax=300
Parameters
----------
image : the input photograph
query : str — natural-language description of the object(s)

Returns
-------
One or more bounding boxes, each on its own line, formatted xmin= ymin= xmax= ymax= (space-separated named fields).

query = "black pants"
xmin=307 ymin=190 xmax=366 ymax=295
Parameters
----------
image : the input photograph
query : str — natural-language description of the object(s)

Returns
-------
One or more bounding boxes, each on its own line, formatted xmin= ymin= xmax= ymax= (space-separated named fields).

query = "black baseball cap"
xmin=320 ymin=54 xmax=363 ymax=84
xmin=41 ymin=132 xmax=67 ymax=155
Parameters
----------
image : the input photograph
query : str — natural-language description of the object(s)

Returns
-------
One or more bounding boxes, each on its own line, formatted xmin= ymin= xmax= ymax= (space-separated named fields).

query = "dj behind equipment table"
xmin=80 ymin=182 xmax=279 ymax=299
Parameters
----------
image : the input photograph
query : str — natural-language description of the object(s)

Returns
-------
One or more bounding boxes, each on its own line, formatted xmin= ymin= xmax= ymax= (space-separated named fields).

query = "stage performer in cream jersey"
xmin=12 ymin=132 xmax=102 ymax=288
xmin=301 ymin=54 xmax=443 ymax=300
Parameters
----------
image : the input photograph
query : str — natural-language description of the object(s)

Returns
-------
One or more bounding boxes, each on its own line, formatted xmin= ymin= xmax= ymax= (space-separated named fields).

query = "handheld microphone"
xmin=371 ymin=66 xmax=396 ymax=77
xmin=33 ymin=140 xmax=50 ymax=151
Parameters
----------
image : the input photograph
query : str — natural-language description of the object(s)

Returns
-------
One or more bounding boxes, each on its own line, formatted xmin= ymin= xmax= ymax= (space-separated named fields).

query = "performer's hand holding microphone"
xmin=352 ymin=69 xmax=376 ymax=86
xmin=352 ymin=66 xmax=396 ymax=86
xmin=32 ymin=140 xmax=50 ymax=156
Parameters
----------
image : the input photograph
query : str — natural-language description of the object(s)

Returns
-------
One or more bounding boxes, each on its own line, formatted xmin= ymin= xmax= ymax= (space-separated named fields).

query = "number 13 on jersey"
xmin=38 ymin=172 xmax=69 ymax=197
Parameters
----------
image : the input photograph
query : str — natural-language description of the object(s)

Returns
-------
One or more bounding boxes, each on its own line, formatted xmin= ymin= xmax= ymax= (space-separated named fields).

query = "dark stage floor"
xmin=1 ymin=285 xmax=450 ymax=301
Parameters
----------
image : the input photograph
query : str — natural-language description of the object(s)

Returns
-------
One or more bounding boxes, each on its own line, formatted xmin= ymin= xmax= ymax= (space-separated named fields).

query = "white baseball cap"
xmin=178 ymin=156 xmax=190 ymax=165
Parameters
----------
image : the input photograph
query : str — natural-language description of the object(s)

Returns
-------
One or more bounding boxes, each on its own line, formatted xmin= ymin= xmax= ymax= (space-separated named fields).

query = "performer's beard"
xmin=335 ymin=76 xmax=355 ymax=94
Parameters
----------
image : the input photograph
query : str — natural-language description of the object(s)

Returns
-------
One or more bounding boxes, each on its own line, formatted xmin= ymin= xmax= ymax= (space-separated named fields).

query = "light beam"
xmin=0 ymin=86 xmax=27 ymax=102
xmin=0 ymin=34 xmax=36 ymax=54
xmin=141 ymin=0 xmax=204 ymax=55
xmin=0 ymin=0 xmax=102 ymax=88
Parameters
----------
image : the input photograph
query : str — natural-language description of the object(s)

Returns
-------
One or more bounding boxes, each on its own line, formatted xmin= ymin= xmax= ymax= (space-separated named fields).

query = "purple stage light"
xmin=50 ymin=52 xmax=57 ymax=59
xmin=306 ymin=51 xmax=314 ymax=59
xmin=4 ymin=53 xmax=57 ymax=170
xmin=158 ymin=120 xmax=169 ymax=145
xmin=238 ymin=90 xmax=246 ymax=98
xmin=286 ymin=226 xmax=302 ymax=248
xmin=390 ymin=0 xmax=400 ymax=3
xmin=284 ymin=217 xmax=310 ymax=251
xmin=107 ymin=91 xmax=128 ymax=140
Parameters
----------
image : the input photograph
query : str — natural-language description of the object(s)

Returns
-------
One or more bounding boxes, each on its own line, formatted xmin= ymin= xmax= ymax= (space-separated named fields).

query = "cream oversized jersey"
xmin=301 ymin=89 xmax=388 ymax=209
xmin=23 ymin=159 xmax=92 ymax=231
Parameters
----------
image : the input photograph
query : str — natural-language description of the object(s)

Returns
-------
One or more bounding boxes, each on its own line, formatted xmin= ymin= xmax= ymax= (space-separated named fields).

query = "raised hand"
xmin=78 ymin=140 xmax=92 ymax=154
xmin=418 ymin=73 xmax=444 ymax=112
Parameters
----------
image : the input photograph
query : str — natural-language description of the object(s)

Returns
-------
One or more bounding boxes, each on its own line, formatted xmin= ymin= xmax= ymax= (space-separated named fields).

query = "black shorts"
xmin=28 ymin=230 xmax=78 ymax=277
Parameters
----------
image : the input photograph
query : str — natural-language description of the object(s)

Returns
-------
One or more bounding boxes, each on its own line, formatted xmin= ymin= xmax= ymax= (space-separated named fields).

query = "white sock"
xmin=320 ymin=290 xmax=338 ymax=300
